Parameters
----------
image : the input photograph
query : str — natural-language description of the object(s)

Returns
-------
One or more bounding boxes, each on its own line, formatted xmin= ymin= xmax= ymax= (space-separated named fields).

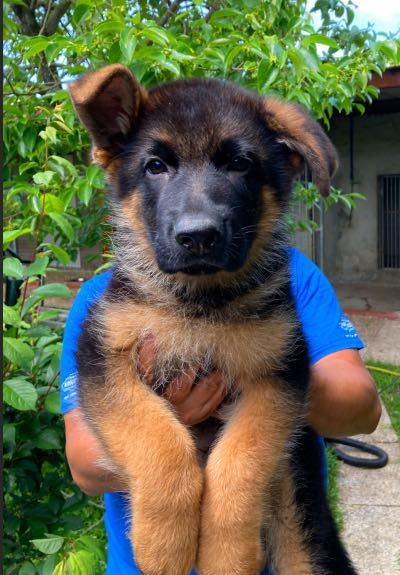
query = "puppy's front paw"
xmin=133 ymin=511 xmax=199 ymax=575
xmin=197 ymin=528 xmax=265 ymax=575
xmin=131 ymin=461 xmax=203 ymax=575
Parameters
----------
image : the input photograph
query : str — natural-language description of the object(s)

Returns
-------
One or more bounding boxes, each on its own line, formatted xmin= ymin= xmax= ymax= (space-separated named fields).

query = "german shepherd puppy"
xmin=69 ymin=64 xmax=356 ymax=575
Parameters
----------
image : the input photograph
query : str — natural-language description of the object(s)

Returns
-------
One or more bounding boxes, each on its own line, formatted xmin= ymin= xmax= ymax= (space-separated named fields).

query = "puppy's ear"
xmin=69 ymin=64 xmax=147 ymax=167
xmin=263 ymin=98 xmax=338 ymax=196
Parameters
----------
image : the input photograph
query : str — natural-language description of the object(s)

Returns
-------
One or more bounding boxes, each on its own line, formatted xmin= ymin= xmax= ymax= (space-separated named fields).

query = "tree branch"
xmin=11 ymin=0 xmax=72 ymax=88
xmin=11 ymin=4 xmax=39 ymax=35
xmin=45 ymin=0 xmax=72 ymax=36
xmin=39 ymin=0 xmax=52 ymax=35
xmin=157 ymin=0 xmax=182 ymax=28
xmin=205 ymin=0 xmax=222 ymax=22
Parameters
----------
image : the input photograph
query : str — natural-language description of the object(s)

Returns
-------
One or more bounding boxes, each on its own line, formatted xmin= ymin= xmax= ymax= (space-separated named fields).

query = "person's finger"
xmin=164 ymin=366 xmax=198 ymax=404
xmin=179 ymin=388 xmax=226 ymax=425
xmin=189 ymin=372 xmax=226 ymax=407
xmin=177 ymin=372 xmax=227 ymax=425
xmin=137 ymin=334 xmax=155 ymax=385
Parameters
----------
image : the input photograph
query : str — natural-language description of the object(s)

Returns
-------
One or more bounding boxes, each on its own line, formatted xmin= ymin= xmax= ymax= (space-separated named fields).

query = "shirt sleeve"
xmin=290 ymin=249 xmax=364 ymax=365
xmin=60 ymin=271 xmax=112 ymax=414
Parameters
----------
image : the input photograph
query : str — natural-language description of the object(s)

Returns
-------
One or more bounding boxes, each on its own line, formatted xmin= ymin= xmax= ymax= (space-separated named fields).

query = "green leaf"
xmin=37 ymin=334 xmax=59 ymax=348
xmin=288 ymin=48 xmax=304 ymax=74
xmin=52 ymin=561 xmax=64 ymax=575
xmin=338 ymin=195 xmax=353 ymax=209
xmin=73 ymin=3 xmax=90 ymax=25
xmin=22 ymin=282 xmax=72 ymax=316
xmin=3 ymin=304 xmax=25 ymax=327
xmin=3 ymin=228 xmax=32 ymax=249
xmin=161 ymin=60 xmax=180 ymax=76
xmin=22 ymin=36 xmax=50 ymax=59
xmin=18 ymin=563 xmax=36 ymax=575
xmin=140 ymin=27 xmax=170 ymax=47
xmin=42 ymin=193 xmax=64 ymax=214
xmin=31 ymin=535 xmax=64 ymax=555
xmin=33 ymin=428 xmax=62 ymax=450
xmin=48 ymin=212 xmax=75 ymax=242
xmin=49 ymin=155 xmax=78 ymax=179
xmin=94 ymin=20 xmax=125 ymax=34
xmin=3 ymin=423 xmax=16 ymax=448
xmin=210 ymin=8 xmax=243 ymax=23
xmin=53 ymin=118 xmax=74 ymax=134
xmin=94 ymin=260 xmax=113 ymax=274
xmin=19 ymin=161 xmax=38 ymax=175
xmin=33 ymin=171 xmax=55 ymax=187
xmin=120 ymin=29 xmax=137 ymax=64
xmin=44 ymin=392 xmax=61 ymax=414
xmin=86 ymin=164 xmax=103 ymax=187
xmin=42 ymin=243 xmax=71 ymax=264
xmin=61 ymin=515 xmax=84 ymax=531
xmin=77 ymin=180 xmax=93 ymax=206
xmin=170 ymin=49 xmax=194 ymax=63
xmin=25 ymin=256 xmax=49 ymax=277
xmin=18 ymin=138 xmax=27 ymax=158
xmin=3 ymin=257 xmax=25 ymax=279
xmin=109 ymin=40 xmax=122 ymax=63
xmin=45 ymin=42 xmax=63 ymax=64
xmin=3 ymin=378 xmax=38 ymax=411
xmin=66 ymin=550 xmax=95 ymax=575
xmin=78 ymin=535 xmax=106 ymax=561
xmin=261 ymin=67 xmax=279 ymax=91
xmin=24 ymin=325 xmax=53 ymax=338
xmin=38 ymin=555 xmax=58 ymax=575
xmin=31 ymin=195 xmax=42 ymax=213
xmin=45 ymin=126 xmax=57 ymax=144
xmin=224 ymin=45 xmax=243 ymax=73
xmin=303 ymin=33 xmax=339 ymax=51
xmin=37 ymin=310 xmax=62 ymax=323
xmin=42 ymin=284 xmax=70 ymax=304
xmin=23 ymin=127 xmax=38 ymax=155
xmin=3 ymin=339 xmax=35 ymax=368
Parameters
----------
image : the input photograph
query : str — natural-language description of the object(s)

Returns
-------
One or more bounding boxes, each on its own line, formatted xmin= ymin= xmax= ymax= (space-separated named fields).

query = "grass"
xmin=327 ymin=446 xmax=343 ymax=530
xmin=366 ymin=361 xmax=400 ymax=438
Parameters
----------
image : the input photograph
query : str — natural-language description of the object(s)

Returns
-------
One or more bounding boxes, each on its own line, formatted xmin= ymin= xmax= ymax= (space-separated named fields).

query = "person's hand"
xmin=138 ymin=335 xmax=227 ymax=425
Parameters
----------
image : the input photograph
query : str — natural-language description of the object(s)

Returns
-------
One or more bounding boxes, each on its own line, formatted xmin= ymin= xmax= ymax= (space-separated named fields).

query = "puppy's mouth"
xmin=176 ymin=263 xmax=224 ymax=276
xmin=162 ymin=261 xmax=225 ymax=276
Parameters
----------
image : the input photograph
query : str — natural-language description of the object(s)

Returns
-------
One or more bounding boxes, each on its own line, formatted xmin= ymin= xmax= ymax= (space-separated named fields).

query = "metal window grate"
xmin=378 ymin=174 xmax=400 ymax=269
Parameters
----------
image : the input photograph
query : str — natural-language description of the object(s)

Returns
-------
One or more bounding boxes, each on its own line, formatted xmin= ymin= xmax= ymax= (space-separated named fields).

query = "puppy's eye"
xmin=145 ymin=159 xmax=168 ymax=175
xmin=227 ymin=156 xmax=252 ymax=172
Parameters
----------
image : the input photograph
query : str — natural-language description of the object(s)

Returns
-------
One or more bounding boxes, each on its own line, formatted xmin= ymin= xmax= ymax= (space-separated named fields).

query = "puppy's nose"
xmin=175 ymin=219 xmax=222 ymax=256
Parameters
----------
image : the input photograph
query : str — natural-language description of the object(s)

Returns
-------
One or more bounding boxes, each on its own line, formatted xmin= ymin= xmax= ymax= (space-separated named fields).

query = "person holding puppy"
xmin=61 ymin=248 xmax=381 ymax=575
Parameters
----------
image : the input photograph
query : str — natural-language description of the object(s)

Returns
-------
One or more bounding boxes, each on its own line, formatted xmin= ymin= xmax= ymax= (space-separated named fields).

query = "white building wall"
xmin=324 ymin=112 xmax=400 ymax=283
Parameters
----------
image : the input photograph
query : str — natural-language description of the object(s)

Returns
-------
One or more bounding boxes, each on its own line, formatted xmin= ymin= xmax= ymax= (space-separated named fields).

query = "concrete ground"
xmin=334 ymin=282 xmax=400 ymax=574
xmin=338 ymin=404 xmax=400 ymax=575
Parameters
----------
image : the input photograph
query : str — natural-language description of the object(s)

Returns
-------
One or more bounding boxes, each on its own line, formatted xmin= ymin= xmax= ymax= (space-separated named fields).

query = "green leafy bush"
xmin=3 ymin=261 xmax=107 ymax=574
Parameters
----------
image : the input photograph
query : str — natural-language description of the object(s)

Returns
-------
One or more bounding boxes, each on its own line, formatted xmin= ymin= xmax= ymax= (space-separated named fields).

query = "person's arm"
xmin=290 ymin=250 xmax=381 ymax=436
xmin=308 ymin=348 xmax=381 ymax=437
xmin=64 ymin=367 xmax=226 ymax=496
xmin=65 ymin=409 xmax=128 ymax=496
xmin=65 ymin=346 xmax=380 ymax=496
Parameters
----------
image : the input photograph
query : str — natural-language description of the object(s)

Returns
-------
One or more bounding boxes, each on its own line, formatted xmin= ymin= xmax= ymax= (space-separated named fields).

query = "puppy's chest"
xmin=101 ymin=299 xmax=296 ymax=382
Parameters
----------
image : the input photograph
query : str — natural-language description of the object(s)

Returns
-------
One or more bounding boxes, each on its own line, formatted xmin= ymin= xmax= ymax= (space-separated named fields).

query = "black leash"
xmin=325 ymin=437 xmax=389 ymax=469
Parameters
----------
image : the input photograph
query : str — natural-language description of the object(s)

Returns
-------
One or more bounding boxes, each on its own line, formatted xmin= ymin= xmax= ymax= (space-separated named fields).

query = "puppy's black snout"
xmin=175 ymin=219 xmax=222 ymax=256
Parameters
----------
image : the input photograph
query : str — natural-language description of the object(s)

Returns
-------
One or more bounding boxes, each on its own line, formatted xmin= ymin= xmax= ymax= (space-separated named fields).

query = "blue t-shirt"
xmin=60 ymin=248 xmax=363 ymax=574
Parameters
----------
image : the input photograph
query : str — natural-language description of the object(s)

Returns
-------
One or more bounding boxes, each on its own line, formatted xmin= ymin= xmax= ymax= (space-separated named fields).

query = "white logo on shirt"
xmin=61 ymin=373 xmax=78 ymax=393
xmin=339 ymin=317 xmax=357 ymax=338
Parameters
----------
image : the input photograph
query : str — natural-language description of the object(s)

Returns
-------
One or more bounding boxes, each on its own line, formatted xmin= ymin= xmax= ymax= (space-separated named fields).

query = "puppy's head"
xmin=70 ymin=65 xmax=337 ymax=279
